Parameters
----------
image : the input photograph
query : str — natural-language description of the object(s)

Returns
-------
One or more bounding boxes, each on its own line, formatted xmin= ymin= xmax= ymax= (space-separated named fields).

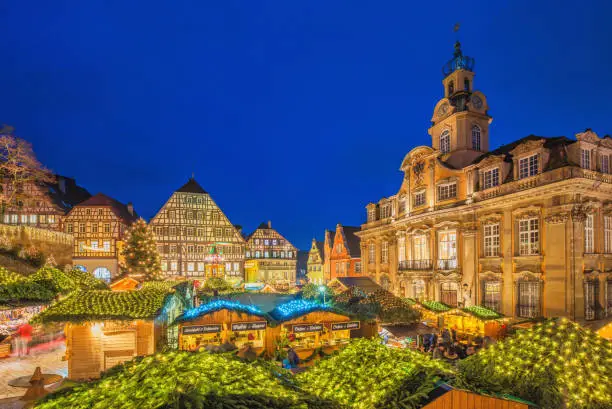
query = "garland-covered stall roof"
xmin=34 ymin=287 xmax=174 ymax=323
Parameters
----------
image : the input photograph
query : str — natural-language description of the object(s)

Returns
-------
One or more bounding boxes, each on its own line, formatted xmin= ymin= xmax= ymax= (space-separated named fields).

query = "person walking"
xmin=15 ymin=319 xmax=33 ymax=358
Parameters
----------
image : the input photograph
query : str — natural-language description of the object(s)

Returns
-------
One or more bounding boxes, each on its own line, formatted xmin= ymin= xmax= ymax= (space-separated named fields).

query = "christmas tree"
xmin=121 ymin=218 xmax=162 ymax=281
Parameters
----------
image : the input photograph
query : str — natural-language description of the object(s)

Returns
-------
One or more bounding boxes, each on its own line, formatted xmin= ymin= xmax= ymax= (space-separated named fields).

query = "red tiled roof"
xmin=76 ymin=193 xmax=138 ymax=224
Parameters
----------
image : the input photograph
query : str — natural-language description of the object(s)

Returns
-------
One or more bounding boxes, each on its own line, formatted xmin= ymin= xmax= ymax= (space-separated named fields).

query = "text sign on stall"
xmin=182 ymin=324 xmax=222 ymax=335
xmin=231 ymin=321 xmax=267 ymax=332
xmin=292 ymin=324 xmax=323 ymax=333
xmin=331 ymin=321 xmax=360 ymax=331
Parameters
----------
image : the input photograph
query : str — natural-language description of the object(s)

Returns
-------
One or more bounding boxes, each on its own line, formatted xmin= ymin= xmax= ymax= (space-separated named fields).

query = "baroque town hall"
xmin=358 ymin=42 xmax=612 ymax=323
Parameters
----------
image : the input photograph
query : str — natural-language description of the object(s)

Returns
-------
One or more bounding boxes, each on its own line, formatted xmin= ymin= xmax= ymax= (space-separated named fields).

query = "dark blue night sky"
xmin=1 ymin=1 xmax=611 ymax=249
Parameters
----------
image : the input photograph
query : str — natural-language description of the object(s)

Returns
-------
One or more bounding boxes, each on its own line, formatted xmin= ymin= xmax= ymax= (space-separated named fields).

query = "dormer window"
xmin=518 ymin=154 xmax=538 ymax=179
xmin=437 ymin=182 xmax=457 ymax=201
xmin=440 ymin=130 xmax=450 ymax=154
xmin=483 ymin=168 xmax=499 ymax=189
xmin=367 ymin=207 xmax=376 ymax=222
xmin=380 ymin=204 xmax=391 ymax=219
xmin=472 ymin=125 xmax=481 ymax=151
xmin=413 ymin=191 xmax=426 ymax=207
xmin=581 ymin=149 xmax=591 ymax=170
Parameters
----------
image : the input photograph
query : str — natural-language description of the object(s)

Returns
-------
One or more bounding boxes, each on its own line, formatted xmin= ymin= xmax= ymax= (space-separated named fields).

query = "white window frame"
xmin=437 ymin=182 xmax=457 ymax=201
xmin=368 ymin=243 xmax=376 ymax=264
xmin=581 ymin=148 xmax=591 ymax=170
xmin=367 ymin=207 xmax=376 ymax=222
xmin=518 ymin=154 xmax=538 ymax=179
xmin=438 ymin=231 xmax=457 ymax=260
xmin=605 ymin=215 xmax=612 ymax=253
xmin=602 ymin=154 xmax=610 ymax=174
xmin=398 ymin=236 xmax=405 ymax=262
xmin=483 ymin=224 xmax=500 ymax=257
xmin=483 ymin=168 xmax=499 ymax=189
xmin=440 ymin=130 xmax=450 ymax=154
xmin=380 ymin=204 xmax=391 ymax=219
xmin=585 ymin=214 xmax=594 ymax=253
xmin=413 ymin=234 xmax=428 ymax=261
xmin=413 ymin=191 xmax=426 ymax=207
xmin=519 ymin=218 xmax=539 ymax=256
xmin=381 ymin=241 xmax=389 ymax=264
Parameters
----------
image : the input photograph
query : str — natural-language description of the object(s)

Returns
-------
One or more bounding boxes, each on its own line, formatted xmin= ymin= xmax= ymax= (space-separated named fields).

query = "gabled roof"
xmin=341 ymin=226 xmax=361 ymax=258
xmin=334 ymin=277 xmax=382 ymax=294
xmin=44 ymin=175 xmax=91 ymax=213
xmin=472 ymin=135 xmax=573 ymax=166
xmin=315 ymin=240 xmax=325 ymax=259
xmin=75 ymin=193 xmax=138 ymax=224
xmin=176 ymin=178 xmax=207 ymax=194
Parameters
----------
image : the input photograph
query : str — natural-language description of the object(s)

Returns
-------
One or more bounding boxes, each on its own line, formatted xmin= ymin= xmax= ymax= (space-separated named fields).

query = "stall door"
xmin=102 ymin=331 xmax=136 ymax=371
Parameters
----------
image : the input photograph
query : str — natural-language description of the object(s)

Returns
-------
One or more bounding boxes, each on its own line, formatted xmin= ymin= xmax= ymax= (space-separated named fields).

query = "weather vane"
xmin=454 ymin=23 xmax=460 ymax=41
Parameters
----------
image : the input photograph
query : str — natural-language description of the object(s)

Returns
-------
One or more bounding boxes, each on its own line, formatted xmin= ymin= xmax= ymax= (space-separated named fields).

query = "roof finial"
xmin=191 ymin=172 xmax=195 ymax=180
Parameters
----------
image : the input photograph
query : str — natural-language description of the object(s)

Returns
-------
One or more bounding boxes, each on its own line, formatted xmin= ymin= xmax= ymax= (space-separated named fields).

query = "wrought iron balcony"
xmin=398 ymin=259 xmax=433 ymax=271
xmin=437 ymin=259 xmax=458 ymax=270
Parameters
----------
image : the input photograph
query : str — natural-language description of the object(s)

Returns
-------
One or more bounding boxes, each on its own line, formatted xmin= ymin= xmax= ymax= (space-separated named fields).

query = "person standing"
xmin=15 ymin=319 xmax=33 ymax=358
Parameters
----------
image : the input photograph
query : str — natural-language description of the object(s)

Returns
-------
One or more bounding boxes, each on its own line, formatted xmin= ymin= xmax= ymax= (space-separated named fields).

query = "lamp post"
xmin=319 ymin=285 xmax=326 ymax=305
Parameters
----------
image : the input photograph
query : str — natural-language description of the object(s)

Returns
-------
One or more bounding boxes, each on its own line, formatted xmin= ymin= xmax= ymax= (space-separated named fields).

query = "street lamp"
xmin=319 ymin=285 xmax=326 ymax=305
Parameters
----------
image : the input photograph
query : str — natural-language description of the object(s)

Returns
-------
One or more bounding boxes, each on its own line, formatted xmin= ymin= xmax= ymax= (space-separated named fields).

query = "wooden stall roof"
xmin=422 ymin=385 xmax=532 ymax=409
xmin=110 ymin=277 xmax=140 ymax=292
xmin=175 ymin=300 xmax=269 ymax=324
xmin=268 ymin=299 xmax=352 ymax=323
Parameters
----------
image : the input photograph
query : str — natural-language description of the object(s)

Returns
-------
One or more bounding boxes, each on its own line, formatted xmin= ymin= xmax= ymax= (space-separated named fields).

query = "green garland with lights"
xmin=64 ymin=268 xmax=108 ymax=290
xmin=296 ymin=338 xmax=454 ymax=409
xmin=34 ymin=352 xmax=341 ymax=409
xmin=457 ymin=318 xmax=612 ymax=409
xmin=420 ymin=300 xmax=451 ymax=313
xmin=461 ymin=305 xmax=502 ymax=320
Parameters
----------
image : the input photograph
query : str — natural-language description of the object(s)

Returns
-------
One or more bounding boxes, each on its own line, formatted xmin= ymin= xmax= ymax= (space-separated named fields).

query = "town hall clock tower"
xmin=429 ymin=41 xmax=493 ymax=169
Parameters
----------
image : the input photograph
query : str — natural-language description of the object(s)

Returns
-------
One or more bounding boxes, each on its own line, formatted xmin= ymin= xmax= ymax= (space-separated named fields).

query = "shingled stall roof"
xmin=76 ymin=193 xmax=138 ymax=223
xmin=33 ymin=286 xmax=176 ymax=324
xmin=176 ymin=177 xmax=208 ymax=194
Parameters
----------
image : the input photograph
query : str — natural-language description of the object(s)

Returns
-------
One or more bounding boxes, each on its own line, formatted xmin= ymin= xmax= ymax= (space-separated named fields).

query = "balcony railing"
xmin=437 ymin=259 xmax=458 ymax=270
xmin=398 ymin=259 xmax=433 ymax=271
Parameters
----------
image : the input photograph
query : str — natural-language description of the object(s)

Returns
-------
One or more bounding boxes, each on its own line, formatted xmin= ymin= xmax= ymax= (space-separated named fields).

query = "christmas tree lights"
xmin=120 ymin=218 xmax=162 ymax=280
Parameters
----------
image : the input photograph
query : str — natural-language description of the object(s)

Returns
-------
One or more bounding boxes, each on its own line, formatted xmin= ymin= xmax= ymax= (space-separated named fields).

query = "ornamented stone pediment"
xmin=400 ymin=146 xmax=435 ymax=171
xmin=545 ymin=212 xmax=569 ymax=224
xmin=509 ymin=139 xmax=545 ymax=157
xmin=408 ymin=226 xmax=431 ymax=234
xmin=576 ymin=129 xmax=600 ymax=145
xmin=477 ymin=155 xmax=505 ymax=170
xmin=583 ymin=269 xmax=601 ymax=280
xmin=600 ymin=137 xmax=612 ymax=150
xmin=513 ymin=205 xmax=542 ymax=219
xmin=514 ymin=261 xmax=543 ymax=276
xmin=434 ymin=271 xmax=461 ymax=281
xmin=479 ymin=213 xmax=503 ymax=224
xmin=480 ymin=269 xmax=503 ymax=279
xmin=433 ymin=220 xmax=461 ymax=229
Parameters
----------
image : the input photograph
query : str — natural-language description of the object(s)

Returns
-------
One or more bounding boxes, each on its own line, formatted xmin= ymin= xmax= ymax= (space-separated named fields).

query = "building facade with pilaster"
xmin=357 ymin=42 xmax=612 ymax=323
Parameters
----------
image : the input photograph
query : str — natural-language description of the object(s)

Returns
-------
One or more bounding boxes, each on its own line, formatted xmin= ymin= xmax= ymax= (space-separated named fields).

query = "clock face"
xmin=437 ymin=103 xmax=448 ymax=117
xmin=471 ymin=95 xmax=483 ymax=110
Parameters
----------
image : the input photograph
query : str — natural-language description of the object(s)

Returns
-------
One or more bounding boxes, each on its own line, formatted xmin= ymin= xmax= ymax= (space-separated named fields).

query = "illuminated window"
xmin=91 ymin=240 xmax=99 ymax=249
xmin=413 ymin=191 xmax=426 ymax=207
xmin=413 ymin=234 xmax=428 ymax=261
xmin=264 ymin=251 xmax=269 ymax=258
xmin=103 ymin=223 xmax=110 ymax=233
xmin=40 ymin=215 xmax=47 ymax=224
xmin=67 ymin=223 xmax=73 ymax=233
xmin=169 ymin=227 xmax=177 ymax=236
xmin=519 ymin=218 xmax=539 ymax=255
xmin=187 ymin=263 xmax=194 ymax=272
xmin=103 ymin=241 xmax=110 ymax=251
xmin=197 ymin=262 xmax=204 ymax=272
xmin=585 ymin=214 xmax=594 ymax=253
xmin=186 ymin=227 xmax=194 ymax=236
xmin=440 ymin=130 xmax=450 ymax=154
xmin=368 ymin=243 xmax=376 ymax=264
xmin=517 ymin=280 xmax=541 ymax=318
xmin=438 ymin=231 xmax=457 ymax=269
xmin=264 ymin=239 xmax=270 ymax=245
xmin=10 ymin=214 xmax=17 ymax=224
xmin=484 ymin=224 xmax=500 ymax=257
xmin=79 ymin=223 xmax=86 ymax=233
xmin=381 ymin=241 xmax=389 ymax=264
xmin=29 ymin=214 xmax=37 ymax=224
xmin=48 ymin=215 xmax=56 ymax=223
xmin=437 ymin=183 xmax=457 ymax=201
xmin=170 ymin=261 xmax=177 ymax=271
xmin=93 ymin=267 xmax=111 ymax=283
xmin=367 ymin=207 xmax=376 ymax=222
xmin=472 ymin=125 xmax=481 ymax=151
xmin=602 ymin=155 xmax=610 ymax=174
xmin=518 ymin=154 xmax=538 ymax=179
xmin=483 ymin=168 xmax=499 ymax=189
xmin=161 ymin=262 xmax=168 ymax=271
xmin=287 ymin=251 xmax=293 ymax=258
xmin=187 ymin=245 xmax=194 ymax=253
xmin=605 ymin=216 xmax=612 ymax=253
xmin=380 ymin=204 xmax=391 ymax=219
xmin=92 ymin=223 xmax=98 ymax=233
xmin=398 ymin=236 xmax=405 ymax=262
xmin=581 ymin=149 xmax=591 ymax=169
xmin=255 ymin=251 xmax=260 ymax=258
xmin=272 ymin=239 xmax=278 ymax=245
xmin=440 ymin=282 xmax=458 ymax=307
xmin=483 ymin=281 xmax=502 ymax=312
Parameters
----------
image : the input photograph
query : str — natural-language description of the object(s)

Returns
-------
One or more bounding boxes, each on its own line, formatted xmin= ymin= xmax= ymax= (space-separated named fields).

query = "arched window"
xmin=440 ymin=282 xmax=458 ymax=306
xmin=448 ymin=81 xmax=454 ymax=95
xmin=440 ymin=130 xmax=450 ymax=154
xmin=412 ymin=279 xmax=425 ymax=301
xmin=472 ymin=125 xmax=481 ymax=151
xmin=464 ymin=78 xmax=470 ymax=91
xmin=93 ymin=267 xmax=112 ymax=283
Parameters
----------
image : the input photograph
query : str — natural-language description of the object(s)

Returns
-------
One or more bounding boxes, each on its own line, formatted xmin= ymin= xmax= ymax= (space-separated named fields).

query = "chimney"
xmin=127 ymin=202 xmax=134 ymax=216
xmin=58 ymin=176 xmax=66 ymax=194
xmin=268 ymin=220 xmax=272 ymax=229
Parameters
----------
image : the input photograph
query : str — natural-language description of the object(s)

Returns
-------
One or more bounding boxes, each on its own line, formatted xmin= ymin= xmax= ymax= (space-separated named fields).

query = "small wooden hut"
xmin=421 ymin=384 xmax=530 ymax=409
xmin=34 ymin=281 xmax=194 ymax=380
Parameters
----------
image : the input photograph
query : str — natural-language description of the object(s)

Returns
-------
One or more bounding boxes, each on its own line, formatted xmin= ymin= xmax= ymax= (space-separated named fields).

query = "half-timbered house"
xmin=150 ymin=178 xmax=246 ymax=281
xmin=63 ymin=193 xmax=138 ymax=281
xmin=244 ymin=221 xmax=297 ymax=285
xmin=1 ymin=175 xmax=90 ymax=231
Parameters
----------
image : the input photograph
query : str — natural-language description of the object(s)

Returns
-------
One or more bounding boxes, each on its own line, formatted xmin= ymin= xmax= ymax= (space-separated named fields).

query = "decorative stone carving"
xmin=571 ymin=205 xmax=587 ymax=223
xmin=509 ymin=138 xmax=545 ymax=157
xmin=413 ymin=161 xmax=425 ymax=185
xmin=513 ymin=205 xmax=541 ymax=220
xmin=575 ymin=129 xmax=600 ymax=145
xmin=477 ymin=155 xmax=505 ymax=170
xmin=545 ymin=212 xmax=569 ymax=224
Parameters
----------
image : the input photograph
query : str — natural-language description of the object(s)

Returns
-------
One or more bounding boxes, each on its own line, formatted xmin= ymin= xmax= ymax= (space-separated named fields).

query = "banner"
xmin=331 ymin=321 xmax=360 ymax=331
xmin=231 ymin=321 xmax=267 ymax=331
xmin=182 ymin=324 xmax=222 ymax=335
xmin=292 ymin=323 xmax=323 ymax=333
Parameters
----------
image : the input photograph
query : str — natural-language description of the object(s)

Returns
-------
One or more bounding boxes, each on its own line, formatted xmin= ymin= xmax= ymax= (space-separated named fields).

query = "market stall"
xmin=0 ymin=303 xmax=49 ymax=357
xmin=441 ymin=306 xmax=507 ymax=338
xmin=176 ymin=300 xmax=270 ymax=354
xmin=268 ymin=299 xmax=361 ymax=362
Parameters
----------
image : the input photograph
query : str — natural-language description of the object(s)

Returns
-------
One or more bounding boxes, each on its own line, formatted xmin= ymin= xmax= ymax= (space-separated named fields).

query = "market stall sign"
xmin=182 ymin=324 xmax=222 ymax=335
xmin=292 ymin=323 xmax=323 ymax=333
xmin=231 ymin=321 xmax=267 ymax=331
xmin=331 ymin=321 xmax=360 ymax=331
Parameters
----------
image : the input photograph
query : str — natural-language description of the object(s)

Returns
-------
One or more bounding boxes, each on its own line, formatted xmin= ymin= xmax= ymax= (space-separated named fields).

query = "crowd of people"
xmin=416 ymin=328 xmax=494 ymax=362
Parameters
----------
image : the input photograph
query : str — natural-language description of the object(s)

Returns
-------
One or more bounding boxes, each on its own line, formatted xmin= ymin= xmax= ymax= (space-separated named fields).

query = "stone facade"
xmin=357 ymin=43 xmax=612 ymax=323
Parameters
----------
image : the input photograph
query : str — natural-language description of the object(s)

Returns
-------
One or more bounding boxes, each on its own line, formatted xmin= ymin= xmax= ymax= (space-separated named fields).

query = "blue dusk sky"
xmin=0 ymin=1 xmax=611 ymax=249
